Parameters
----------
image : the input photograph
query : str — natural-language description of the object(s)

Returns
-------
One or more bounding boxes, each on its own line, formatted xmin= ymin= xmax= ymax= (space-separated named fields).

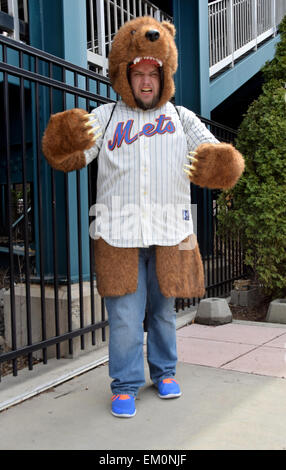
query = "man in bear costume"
xmin=42 ymin=16 xmax=244 ymax=418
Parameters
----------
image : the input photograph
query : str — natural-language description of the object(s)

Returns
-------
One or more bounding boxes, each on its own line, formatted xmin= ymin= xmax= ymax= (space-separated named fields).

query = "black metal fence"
xmin=0 ymin=35 xmax=245 ymax=379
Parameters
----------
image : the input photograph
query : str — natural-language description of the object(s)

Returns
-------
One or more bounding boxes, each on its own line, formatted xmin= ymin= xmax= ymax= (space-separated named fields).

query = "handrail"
xmin=208 ymin=0 xmax=286 ymax=78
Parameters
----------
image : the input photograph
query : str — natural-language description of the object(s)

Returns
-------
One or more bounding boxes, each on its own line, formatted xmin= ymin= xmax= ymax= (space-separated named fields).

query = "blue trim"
xmin=173 ymin=0 xmax=201 ymax=113
xmin=28 ymin=0 xmax=64 ymax=57
xmin=209 ymin=35 xmax=280 ymax=111
xmin=198 ymin=1 xmax=210 ymax=118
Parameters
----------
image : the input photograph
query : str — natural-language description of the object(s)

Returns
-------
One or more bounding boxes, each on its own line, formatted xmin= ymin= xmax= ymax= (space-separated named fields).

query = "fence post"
xmin=7 ymin=0 xmax=20 ymax=40
xmin=154 ymin=8 xmax=161 ymax=21
xmin=272 ymin=0 xmax=277 ymax=36
xmin=226 ymin=0 xmax=234 ymax=68
xmin=252 ymin=0 xmax=258 ymax=50
xmin=96 ymin=0 xmax=107 ymax=75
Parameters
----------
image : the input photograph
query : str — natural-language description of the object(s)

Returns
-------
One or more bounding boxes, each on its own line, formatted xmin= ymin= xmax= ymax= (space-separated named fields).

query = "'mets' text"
xmin=108 ymin=114 xmax=175 ymax=150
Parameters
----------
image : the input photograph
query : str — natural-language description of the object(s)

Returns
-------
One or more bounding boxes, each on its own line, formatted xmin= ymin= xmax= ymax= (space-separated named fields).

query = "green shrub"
xmin=217 ymin=16 xmax=286 ymax=298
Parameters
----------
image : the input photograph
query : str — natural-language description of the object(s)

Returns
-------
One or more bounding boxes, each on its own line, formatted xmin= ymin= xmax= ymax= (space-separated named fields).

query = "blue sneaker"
xmin=157 ymin=378 xmax=182 ymax=399
xmin=111 ymin=394 xmax=136 ymax=418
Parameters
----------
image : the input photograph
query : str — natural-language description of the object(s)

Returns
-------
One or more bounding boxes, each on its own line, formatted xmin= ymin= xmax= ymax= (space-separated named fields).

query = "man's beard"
xmin=134 ymin=92 xmax=160 ymax=110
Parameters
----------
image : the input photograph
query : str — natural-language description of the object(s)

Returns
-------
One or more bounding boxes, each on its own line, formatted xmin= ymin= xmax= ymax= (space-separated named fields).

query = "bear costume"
xmin=42 ymin=16 xmax=244 ymax=300
xmin=42 ymin=16 xmax=245 ymax=415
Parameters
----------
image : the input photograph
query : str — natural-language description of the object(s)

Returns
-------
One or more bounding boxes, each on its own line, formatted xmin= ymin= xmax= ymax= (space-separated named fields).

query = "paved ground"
xmin=0 ymin=320 xmax=286 ymax=450
xmin=177 ymin=321 xmax=286 ymax=378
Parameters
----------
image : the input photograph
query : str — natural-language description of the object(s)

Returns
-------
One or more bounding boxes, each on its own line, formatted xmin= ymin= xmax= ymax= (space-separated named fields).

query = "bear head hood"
xmin=108 ymin=16 xmax=178 ymax=109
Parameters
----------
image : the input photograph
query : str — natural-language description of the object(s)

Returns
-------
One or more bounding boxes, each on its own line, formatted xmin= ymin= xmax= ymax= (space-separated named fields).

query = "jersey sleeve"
xmin=84 ymin=103 xmax=116 ymax=165
xmin=176 ymin=106 xmax=219 ymax=152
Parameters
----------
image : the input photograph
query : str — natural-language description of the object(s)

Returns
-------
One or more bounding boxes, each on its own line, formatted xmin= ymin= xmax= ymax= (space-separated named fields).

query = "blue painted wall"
xmin=173 ymin=0 xmax=201 ymax=113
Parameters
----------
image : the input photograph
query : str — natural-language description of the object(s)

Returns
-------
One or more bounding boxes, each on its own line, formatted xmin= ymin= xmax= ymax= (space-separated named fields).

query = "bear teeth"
xmin=133 ymin=56 xmax=163 ymax=67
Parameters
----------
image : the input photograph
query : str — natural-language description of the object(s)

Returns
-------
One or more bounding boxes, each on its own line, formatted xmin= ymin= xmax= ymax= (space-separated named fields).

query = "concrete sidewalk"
xmin=0 ymin=319 xmax=286 ymax=450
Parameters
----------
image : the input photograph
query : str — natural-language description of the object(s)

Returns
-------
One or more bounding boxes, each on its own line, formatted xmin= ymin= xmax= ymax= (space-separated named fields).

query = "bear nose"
xmin=145 ymin=29 xmax=160 ymax=42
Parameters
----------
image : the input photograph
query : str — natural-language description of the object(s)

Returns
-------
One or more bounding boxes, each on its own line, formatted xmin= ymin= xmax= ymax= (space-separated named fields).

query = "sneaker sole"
xmin=111 ymin=410 xmax=137 ymax=418
xmin=158 ymin=392 xmax=182 ymax=399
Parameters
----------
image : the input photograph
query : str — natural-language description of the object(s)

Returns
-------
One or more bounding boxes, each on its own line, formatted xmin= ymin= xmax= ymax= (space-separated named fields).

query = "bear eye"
xmin=130 ymin=30 xmax=136 ymax=35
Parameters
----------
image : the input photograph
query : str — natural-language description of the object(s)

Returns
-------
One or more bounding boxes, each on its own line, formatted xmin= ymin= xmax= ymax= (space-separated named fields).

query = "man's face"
xmin=130 ymin=62 xmax=161 ymax=110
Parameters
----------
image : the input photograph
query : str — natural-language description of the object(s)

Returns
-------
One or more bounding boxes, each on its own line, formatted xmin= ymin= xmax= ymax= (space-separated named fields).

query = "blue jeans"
xmin=105 ymin=246 xmax=177 ymax=397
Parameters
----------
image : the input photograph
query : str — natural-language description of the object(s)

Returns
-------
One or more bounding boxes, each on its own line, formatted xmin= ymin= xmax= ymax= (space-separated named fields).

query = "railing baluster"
xmin=96 ymin=0 xmax=107 ymax=74
xmin=35 ymin=56 xmax=48 ymax=364
xmin=127 ymin=0 xmax=130 ymax=21
xmin=120 ymin=0 xmax=124 ymax=26
xmin=215 ymin=2 xmax=218 ymax=64
xmin=50 ymin=158 xmax=61 ymax=359
xmin=7 ymin=0 xmax=20 ymax=40
xmin=73 ymin=74 xmax=85 ymax=351
xmin=3 ymin=45 xmax=18 ymax=376
xmin=107 ymin=0 xmax=112 ymax=53
xmin=85 ymin=75 xmax=96 ymax=347
xmin=20 ymin=50 xmax=33 ymax=370
xmin=224 ymin=0 xmax=228 ymax=58
xmin=61 ymin=69 xmax=73 ymax=357
xmin=272 ymin=0 xmax=276 ymax=36
xmin=89 ymin=0 xmax=95 ymax=53
xmin=114 ymin=0 xmax=118 ymax=33
xmin=23 ymin=0 xmax=29 ymax=23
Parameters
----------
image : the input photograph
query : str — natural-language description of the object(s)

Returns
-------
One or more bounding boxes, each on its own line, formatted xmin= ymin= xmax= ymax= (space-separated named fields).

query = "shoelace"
xmin=111 ymin=394 xmax=131 ymax=401
xmin=162 ymin=378 xmax=178 ymax=384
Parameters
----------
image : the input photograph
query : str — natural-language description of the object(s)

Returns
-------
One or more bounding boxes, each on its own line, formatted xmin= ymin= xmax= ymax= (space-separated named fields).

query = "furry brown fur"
xmin=94 ymin=236 xmax=205 ymax=299
xmin=156 ymin=237 xmax=205 ymax=298
xmin=42 ymin=108 xmax=94 ymax=172
xmin=94 ymin=238 xmax=139 ymax=297
xmin=190 ymin=142 xmax=245 ymax=189
xmin=108 ymin=16 xmax=178 ymax=109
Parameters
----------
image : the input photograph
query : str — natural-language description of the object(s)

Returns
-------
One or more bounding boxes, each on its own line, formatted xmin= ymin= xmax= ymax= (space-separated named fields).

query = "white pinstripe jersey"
xmin=85 ymin=100 xmax=219 ymax=248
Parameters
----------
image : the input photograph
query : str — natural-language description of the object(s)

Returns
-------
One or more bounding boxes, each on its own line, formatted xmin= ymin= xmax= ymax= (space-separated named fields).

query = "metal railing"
xmin=0 ymin=35 xmax=244 ymax=379
xmin=0 ymin=34 xmax=113 ymax=378
xmin=208 ymin=0 xmax=286 ymax=77
xmin=87 ymin=0 xmax=172 ymax=74
xmin=0 ymin=0 xmax=28 ymax=41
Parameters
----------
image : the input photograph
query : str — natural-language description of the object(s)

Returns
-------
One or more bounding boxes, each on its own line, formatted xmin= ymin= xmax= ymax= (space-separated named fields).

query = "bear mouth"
xmin=132 ymin=56 xmax=163 ymax=67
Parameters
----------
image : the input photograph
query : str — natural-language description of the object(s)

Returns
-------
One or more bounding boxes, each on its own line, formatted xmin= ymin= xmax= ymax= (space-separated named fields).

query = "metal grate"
xmin=0 ymin=35 xmax=114 ymax=378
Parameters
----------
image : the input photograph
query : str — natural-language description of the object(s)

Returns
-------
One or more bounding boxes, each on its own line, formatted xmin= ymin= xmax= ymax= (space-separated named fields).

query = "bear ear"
xmin=161 ymin=21 xmax=176 ymax=38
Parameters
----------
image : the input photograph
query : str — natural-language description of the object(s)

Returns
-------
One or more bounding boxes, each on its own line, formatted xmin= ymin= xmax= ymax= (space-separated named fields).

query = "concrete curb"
xmin=0 ymin=307 xmax=196 ymax=412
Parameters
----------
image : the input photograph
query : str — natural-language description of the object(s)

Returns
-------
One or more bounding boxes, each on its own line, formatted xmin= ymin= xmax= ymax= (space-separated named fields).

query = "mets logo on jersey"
xmin=108 ymin=114 xmax=176 ymax=150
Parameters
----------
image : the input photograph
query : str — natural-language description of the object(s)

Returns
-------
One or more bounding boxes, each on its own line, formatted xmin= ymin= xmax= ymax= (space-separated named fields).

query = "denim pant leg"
xmin=146 ymin=247 xmax=177 ymax=385
xmin=104 ymin=249 xmax=148 ymax=397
